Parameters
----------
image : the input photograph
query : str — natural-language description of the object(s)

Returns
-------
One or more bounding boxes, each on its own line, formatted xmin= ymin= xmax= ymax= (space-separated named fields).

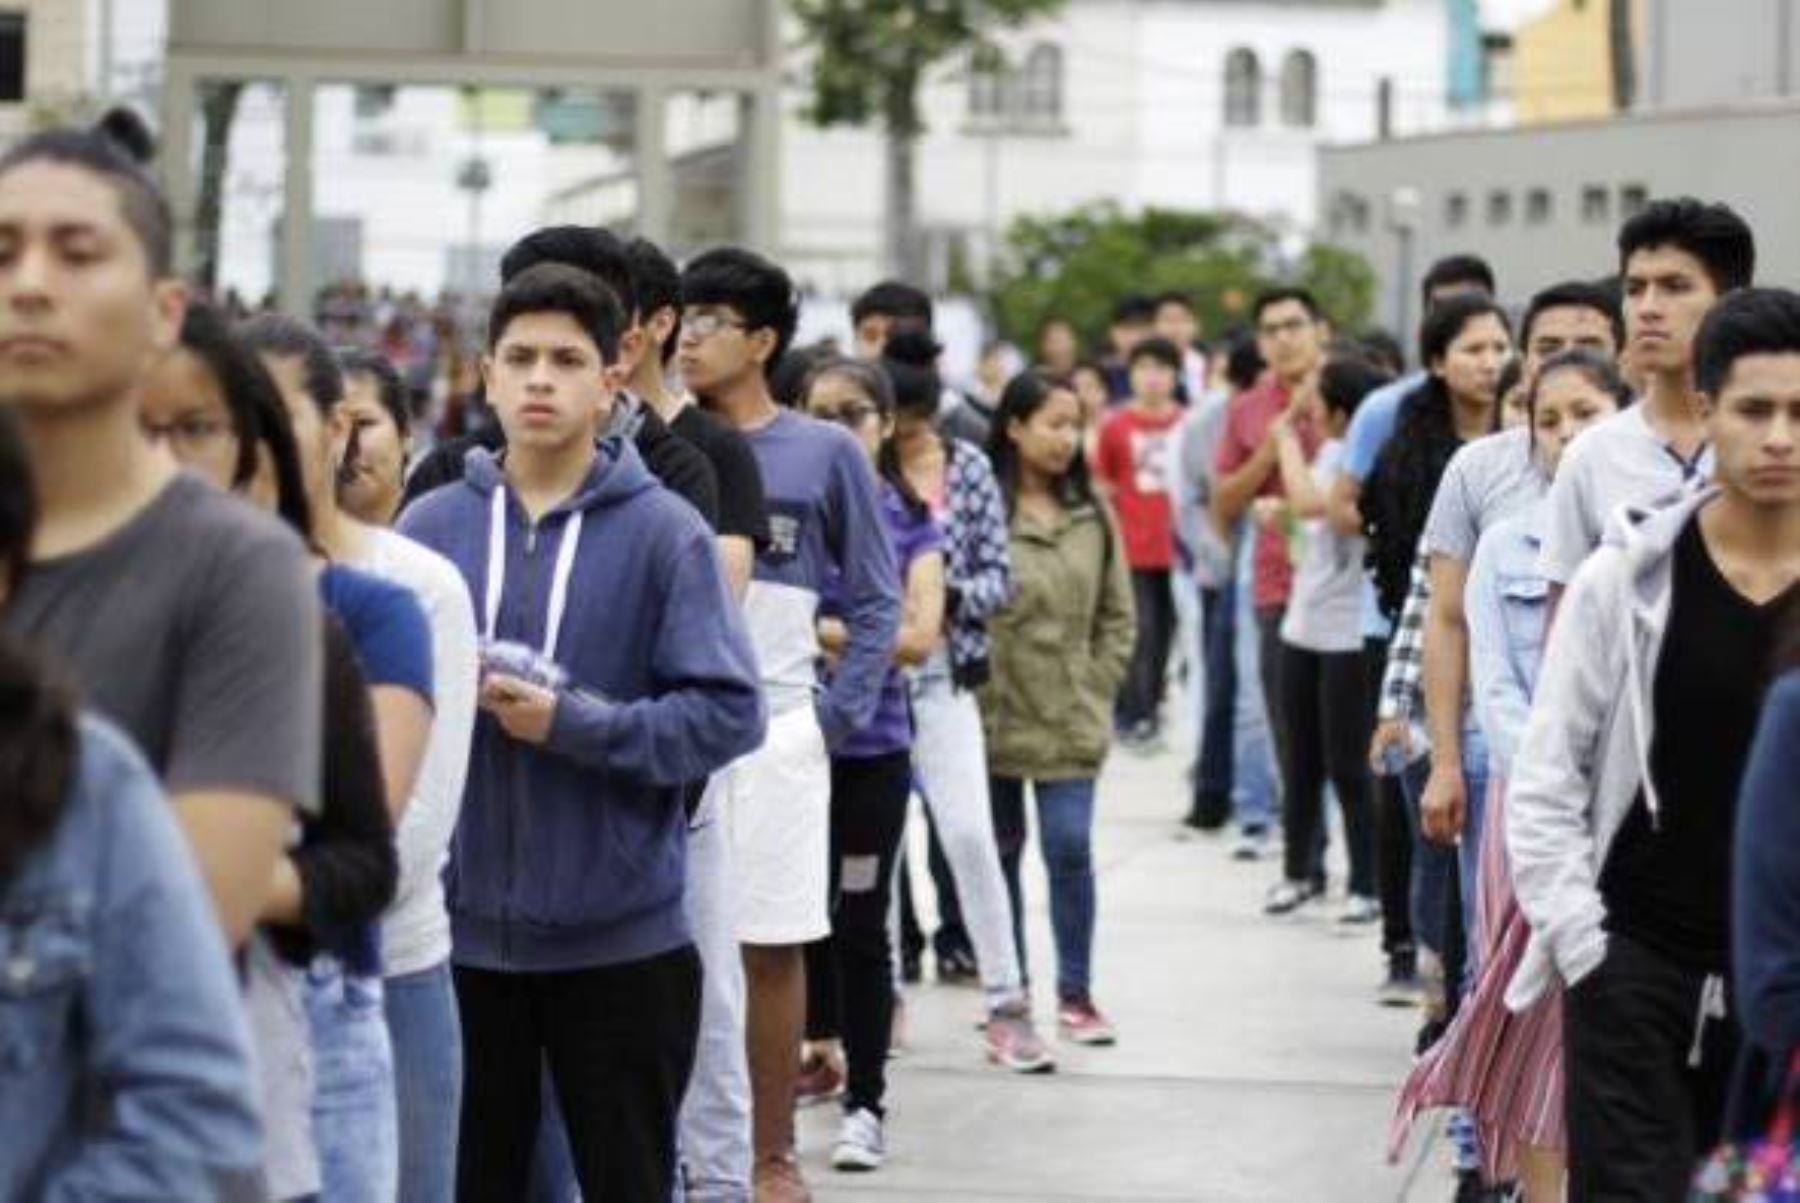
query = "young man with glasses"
xmin=679 ymin=248 xmax=901 ymax=1203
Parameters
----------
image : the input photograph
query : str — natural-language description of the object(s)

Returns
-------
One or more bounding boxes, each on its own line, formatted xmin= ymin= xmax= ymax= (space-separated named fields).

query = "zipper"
xmin=499 ymin=506 xmax=541 ymax=970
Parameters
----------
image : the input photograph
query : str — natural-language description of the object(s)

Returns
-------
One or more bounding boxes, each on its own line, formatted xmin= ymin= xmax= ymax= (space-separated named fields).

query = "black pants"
xmin=1564 ymin=933 xmax=1741 ymax=1202
xmin=1191 ymin=583 xmax=1236 ymax=827
xmin=1118 ymin=568 xmax=1176 ymax=729
xmin=1276 ymin=641 xmax=1376 ymax=897
xmin=804 ymin=750 xmax=911 ymax=1114
xmin=454 ymin=945 xmax=700 ymax=1202
xmin=1365 ymin=639 xmax=1415 ymax=967
xmin=1254 ymin=607 xmax=1294 ymax=807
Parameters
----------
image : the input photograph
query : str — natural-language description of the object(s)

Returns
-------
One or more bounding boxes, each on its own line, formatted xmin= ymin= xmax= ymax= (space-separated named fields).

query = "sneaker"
xmin=1338 ymin=894 xmax=1381 ymax=925
xmin=1263 ymin=879 xmax=1319 ymax=916
xmin=794 ymin=1049 xmax=844 ymax=1108
xmin=831 ymin=1108 xmax=886 ymax=1172
xmin=935 ymin=944 xmax=979 ymax=984
xmin=1377 ymin=960 xmax=1425 ymax=1008
xmin=985 ymin=1003 xmax=1057 ymax=1073
xmin=1232 ymin=825 xmax=1271 ymax=861
xmin=1057 ymin=997 xmax=1118 ymax=1046
xmin=753 ymin=1152 xmax=812 ymax=1202
xmin=899 ymin=946 xmax=922 ymax=984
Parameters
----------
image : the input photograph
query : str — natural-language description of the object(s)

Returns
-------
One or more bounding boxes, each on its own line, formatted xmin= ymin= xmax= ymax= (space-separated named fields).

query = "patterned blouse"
xmin=939 ymin=439 xmax=1012 ymax=686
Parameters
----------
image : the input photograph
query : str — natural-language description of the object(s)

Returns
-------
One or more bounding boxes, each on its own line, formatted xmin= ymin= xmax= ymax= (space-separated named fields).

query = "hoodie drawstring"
xmin=1688 ymin=975 xmax=1727 ymax=1068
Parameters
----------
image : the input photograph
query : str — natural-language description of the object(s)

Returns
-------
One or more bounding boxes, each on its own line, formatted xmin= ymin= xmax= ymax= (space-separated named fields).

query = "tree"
xmin=1607 ymin=0 xmax=1637 ymax=112
xmin=193 ymin=81 xmax=244 ymax=295
xmin=986 ymin=202 xmax=1376 ymax=351
xmin=789 ymin=0 xmax=1065 ymax=281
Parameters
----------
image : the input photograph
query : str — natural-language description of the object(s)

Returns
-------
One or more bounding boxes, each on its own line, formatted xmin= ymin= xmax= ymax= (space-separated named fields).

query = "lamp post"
xmin=1386 ymin=185 xmax=1423 ymax=352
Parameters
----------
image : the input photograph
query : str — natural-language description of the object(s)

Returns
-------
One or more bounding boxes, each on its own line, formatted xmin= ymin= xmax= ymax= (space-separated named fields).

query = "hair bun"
xmin=883 ymin=327 xmax=941 ymax=368
xmin=93 ymin=107 xmax=156 ymax=166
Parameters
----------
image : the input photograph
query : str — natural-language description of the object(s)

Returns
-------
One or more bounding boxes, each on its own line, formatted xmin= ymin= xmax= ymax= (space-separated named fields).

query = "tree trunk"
xmin=1608 ymin=0 xmax=1637 ymax=112
xmin=884 ymin=122 xmax=921 ymax=282
xmin=193 ymin=80 xmax=243 ymax=294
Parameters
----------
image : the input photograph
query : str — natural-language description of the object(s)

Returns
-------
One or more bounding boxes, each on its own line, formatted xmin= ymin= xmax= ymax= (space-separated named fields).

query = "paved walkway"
xmin=799 ymin=739 xmax=1453 ymax=1202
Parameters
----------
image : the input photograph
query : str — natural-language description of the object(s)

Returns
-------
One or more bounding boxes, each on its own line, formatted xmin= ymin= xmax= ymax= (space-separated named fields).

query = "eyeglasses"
xmin=679 ymin=311 xmax=749 ymax=340
xmin=817 ymin=401 xmax=879 ymax=428
xmin=142 ymin=415 xmax=234 ymax=454
xmin=1257 ymin=317 xmax=1315 ymax=339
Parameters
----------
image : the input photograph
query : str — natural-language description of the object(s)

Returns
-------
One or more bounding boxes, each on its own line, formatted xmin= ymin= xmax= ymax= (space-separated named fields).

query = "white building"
xmin=780 ymin=0 xmax=1460 ymax=294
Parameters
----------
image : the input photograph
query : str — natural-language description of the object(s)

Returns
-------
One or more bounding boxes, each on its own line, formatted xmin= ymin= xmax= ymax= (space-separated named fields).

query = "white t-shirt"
xmin=1281 ymin=440 xmax=1366 ymax=654
xmin=1538 ymin=404 xmax=1712 ymax=585
xmin=359 ymin=526 xmax=480 ymax=978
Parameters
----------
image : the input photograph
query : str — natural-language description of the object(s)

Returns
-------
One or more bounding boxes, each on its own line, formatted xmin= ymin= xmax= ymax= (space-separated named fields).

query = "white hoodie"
xmin=1504 ymin=485 xmax=1717 ymax=1012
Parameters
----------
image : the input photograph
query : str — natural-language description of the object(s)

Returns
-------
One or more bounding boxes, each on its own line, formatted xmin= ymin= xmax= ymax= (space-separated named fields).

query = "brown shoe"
xmin=753 ymin=1152 xmax=812 ymax=1203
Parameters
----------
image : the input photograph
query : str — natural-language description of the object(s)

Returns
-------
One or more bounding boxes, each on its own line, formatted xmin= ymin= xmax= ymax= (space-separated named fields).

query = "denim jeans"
xmin=303 ymin=960 xmax=398 ymax=1203
xmin=1396 ymin=757 xmax=1456 ymax=961
xmin=1456 ymin=726 xmax=1490 ymax=980
xmin=1229 ymin=527 xmax=1280 ymax=832
xmin=384 ymin=960 xmax=462 ymax=1203
xmin=990 ymin=776 xmax=1099 ymax=1001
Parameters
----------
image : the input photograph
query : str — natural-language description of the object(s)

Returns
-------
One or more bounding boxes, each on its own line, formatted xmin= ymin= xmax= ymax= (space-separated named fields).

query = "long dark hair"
xmin=0 ymin=406 xmax=77 ymax=884
xmin=230 ymin=316 xmax=316 ymax=541
xmin=1363 ymin=296 xmax=1510 ymax=618
xmin=878 ymin=329 xmax=943 ymax=517
xmin=987 ymin=370 xmax=1096 ymax=516
xmin=1524 ymin=348 xmax=1633 ymax=436
xmin=179 ymin=302 xmax=273 ymax=489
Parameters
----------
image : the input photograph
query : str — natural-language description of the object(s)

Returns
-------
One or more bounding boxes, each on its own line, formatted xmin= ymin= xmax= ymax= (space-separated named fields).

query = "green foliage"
xmin=987 ymin=202 xmax=1377 ymax=350
xmin=789 ymin=0 xmax=1065 ymax=135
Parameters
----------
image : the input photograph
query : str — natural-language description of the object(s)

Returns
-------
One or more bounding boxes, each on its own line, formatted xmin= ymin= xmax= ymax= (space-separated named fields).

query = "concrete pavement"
xmin=798 ymin=737 xmax=1454 ymax=1202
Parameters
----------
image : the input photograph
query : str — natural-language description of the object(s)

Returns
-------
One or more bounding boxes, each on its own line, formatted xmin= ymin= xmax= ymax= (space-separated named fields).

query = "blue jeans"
xmin=990 ymin=776 xmax=1098 ymax=1001
xmin=384 ymin=961 xmax=462 ymax=1203
xmin=1457 ymin=727 xmax=1490 ymax=980
xmin=1229 ymin=530 xmax=1279 ymax=832
xmin=1396 ymin=757 xmax=1456 ymax=961
xmin=303 ymin=960 xmax=398 ymax=1203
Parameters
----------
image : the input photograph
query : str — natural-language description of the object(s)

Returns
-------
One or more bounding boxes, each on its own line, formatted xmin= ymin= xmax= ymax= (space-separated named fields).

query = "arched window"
xmin=1224 ymin=48 xmax=1262 ymax=128
xmin=1020 ymin=43 xmax=1064 ymax=121
xmin=1280 ymin=49 xmax=1317 ymax=128
xmin=969 ymin=57 xmax=1008 ymax=120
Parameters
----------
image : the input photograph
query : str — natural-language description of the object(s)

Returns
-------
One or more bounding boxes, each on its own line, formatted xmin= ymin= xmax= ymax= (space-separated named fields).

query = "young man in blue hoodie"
xmin=397 ymin=262 xmax=766 ymax=1201
xmin=1506 ymin=287 xmax=1800 ymax=1201
xmin=679 ymin=247 xmax=901 ymax=1202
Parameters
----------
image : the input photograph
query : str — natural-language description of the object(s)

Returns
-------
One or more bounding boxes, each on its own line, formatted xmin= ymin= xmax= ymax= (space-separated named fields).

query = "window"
xmin=1224 ymin=48 xmax=1262 ymax=128
xmin=1619 ymin=183 xmax=1649 ymax=218
xmin=1526 ymin=188 xmax=1552 ymax=225
xmin=1582 ymin=185 xmax=1610 ymax=224
xmin=1280 ymin=50 xmax=1318 ymax=128
xmin=968 ymin=58 xmax=1009 ymax=120
xmin=353 ymin=85 xmax=396 ymax=121
xmin=1445 ymin=192 xmax=1469 ymax=229
xmin=1487 ymin=189 xmax=1513 ymax=226
xmin=0 ymin=12 xmax=24 ymax=104
xmin=1019 ymin=43 xmax=1064 ymax=122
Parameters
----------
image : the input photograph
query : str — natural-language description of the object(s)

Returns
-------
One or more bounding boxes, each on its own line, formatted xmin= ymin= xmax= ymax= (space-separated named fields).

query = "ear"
xmin=479 ymin=353 xmax=496 ymax=394
xmin=747 ymin=326 xmax=779 ymax=367
xmin=148 ymin=278 xmax=188 ymax=356
xmin=617 ymin=326 xmax=648 ymax=378
xmin=601 ymin=360 xmax=630 ymax=395
xmin=1697 ymin=390 xmax=1718 ymax=419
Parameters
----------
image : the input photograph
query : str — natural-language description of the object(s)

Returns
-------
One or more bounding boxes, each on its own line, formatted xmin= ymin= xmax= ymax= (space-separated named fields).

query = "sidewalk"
xmin=800 ymin=737 xmax=1450 ymax=1201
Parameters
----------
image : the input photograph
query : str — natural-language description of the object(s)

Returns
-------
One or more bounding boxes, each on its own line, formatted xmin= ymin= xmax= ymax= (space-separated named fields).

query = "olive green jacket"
xmin=980 ymin=499 xmax=1136 ymax=780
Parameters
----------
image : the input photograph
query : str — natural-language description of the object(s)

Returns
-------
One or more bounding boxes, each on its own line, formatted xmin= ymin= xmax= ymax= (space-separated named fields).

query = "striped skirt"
xmin=1389 ymin=774 xmax=1564 ymax=1183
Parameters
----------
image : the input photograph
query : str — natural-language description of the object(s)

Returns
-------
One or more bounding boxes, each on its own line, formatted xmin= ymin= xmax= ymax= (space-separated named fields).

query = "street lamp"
xmin=1385 ymin=185 xmax=1423 ymax=348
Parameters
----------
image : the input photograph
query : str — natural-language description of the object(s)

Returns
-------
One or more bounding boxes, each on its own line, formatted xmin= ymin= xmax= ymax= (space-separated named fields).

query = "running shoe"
xmin=984 ymin=1003 xmax=1057 ymax=1073
xmin=1378 ymin=958 xmax=1425 ymax=1008
xmin=794 ymin=1049 xmax=844 ymax=1108
xmin=1232 ymin=824 xmax=1271 ymax=861
xmin=753 ymin=1152 xmax=812 ymax=1202
xmin=831 ymin=1108 xmax=886 ymax=1172
xmin=935 ymin=943 xmax=979 ymax=984
xmin=1263 ymin=879 xmax=1320 ymax=915
xmin=1057 ymin=997 xmax=1118 ymax=1046
xmin=1338 ymin=894 xmax=1381 ymax=925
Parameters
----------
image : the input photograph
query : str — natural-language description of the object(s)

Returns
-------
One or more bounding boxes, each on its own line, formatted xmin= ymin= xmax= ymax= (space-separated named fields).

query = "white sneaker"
xmin=1338 ymin=894 xmax=1381 ymax=925
xmin=831 ymin=1107 xmax=886 ymax=1172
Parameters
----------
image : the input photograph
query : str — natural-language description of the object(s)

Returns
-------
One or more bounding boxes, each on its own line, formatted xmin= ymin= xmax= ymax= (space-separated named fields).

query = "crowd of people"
xmin=1 ymin=104 xmax=1798 ymax=1203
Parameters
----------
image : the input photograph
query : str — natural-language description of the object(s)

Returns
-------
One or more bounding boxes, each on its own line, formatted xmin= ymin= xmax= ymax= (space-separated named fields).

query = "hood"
xmin=1601 ymin=483 xmax=1720 ymax=614
xmin=460 ymin=434 xmax=660 ymax=516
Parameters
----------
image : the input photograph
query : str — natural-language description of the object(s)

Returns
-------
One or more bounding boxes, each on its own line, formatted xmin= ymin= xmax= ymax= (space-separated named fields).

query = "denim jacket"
xmin=1465 ymin=500 xmax=1549 ymax=779
xmin=0 ymin=717 xmax=262 ymax=1201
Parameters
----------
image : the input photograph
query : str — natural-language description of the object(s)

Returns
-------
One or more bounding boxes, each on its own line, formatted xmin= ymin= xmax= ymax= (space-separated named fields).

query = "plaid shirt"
xmin=941 ymin=440 xmax=1011 ymax=682
xmin=1378 ymin=547 xmax=1432 ymax=723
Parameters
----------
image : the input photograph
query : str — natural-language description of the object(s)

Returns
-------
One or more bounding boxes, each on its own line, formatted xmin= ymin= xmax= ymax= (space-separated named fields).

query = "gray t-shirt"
xmin=1422 ymin=426 xmax=1549 ymax=564
xmin=1281 ymin=440 xmax=1365 ymax=653
xmin=5 ymin=473 xmax=322 ymax=814
xmin=1538 ymin=404 xmax=1712 ymax=585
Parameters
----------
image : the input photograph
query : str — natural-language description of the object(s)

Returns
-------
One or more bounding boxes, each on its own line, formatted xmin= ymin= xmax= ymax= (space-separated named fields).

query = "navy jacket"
xmin=1735 ymin=669 xmax=1800 ymax=1059
xmin=398 ymin=437 xmax=765 ymax=972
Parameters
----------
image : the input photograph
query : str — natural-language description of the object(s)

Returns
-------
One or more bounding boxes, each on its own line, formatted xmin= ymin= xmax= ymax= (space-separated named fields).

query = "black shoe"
xmin=1415 ymin=1017 xmax=1448 ymax=1058
xmin=1452 ymin=1169 xmax=1508 ymax=1202
xmin=900 ymin=948 xmax=922 ymax=985
xmin=935 ymin=944 xmax=979 ymax=983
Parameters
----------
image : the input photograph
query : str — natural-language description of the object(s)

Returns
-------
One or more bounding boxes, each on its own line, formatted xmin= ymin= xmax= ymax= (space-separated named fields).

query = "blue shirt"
xmin=320 ymin=563 xmax=434 ymax=705
xmin=1343 ymin=371 xmax=1427 ymax=641
xmin=1464 ymin=501 xmax=1549 ymax=777
xmin=0 ymin=717 xmax=261 ymax=1199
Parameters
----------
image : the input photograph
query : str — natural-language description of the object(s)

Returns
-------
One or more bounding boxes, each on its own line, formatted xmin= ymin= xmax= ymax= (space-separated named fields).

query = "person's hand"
xmin=1420 ymin=762 xmax=1468 ymax=844
xmin=1368 ymin=718 xmax=1411 ymax=774
xmin=1252 ymin=496 xmax=1285 ymax=528
xmin=480 ymin=673 xmax=557 ymax=745
xmin=1287 ymin=365 xmax=1324 ymax=422
xmin=1270 ymin=409 xmax=1296 ymax=446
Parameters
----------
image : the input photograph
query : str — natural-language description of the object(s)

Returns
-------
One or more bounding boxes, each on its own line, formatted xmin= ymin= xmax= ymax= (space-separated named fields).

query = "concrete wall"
xmin=1642 ymin=0 xmax=1800 ymax=107
xmin=1318 ymin=102 xmax=1800 ymax=331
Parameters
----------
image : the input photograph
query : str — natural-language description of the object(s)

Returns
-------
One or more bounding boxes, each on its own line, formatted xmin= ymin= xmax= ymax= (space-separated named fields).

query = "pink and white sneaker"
xmin=1057 ymin=997 xmax=1118 ymax=1046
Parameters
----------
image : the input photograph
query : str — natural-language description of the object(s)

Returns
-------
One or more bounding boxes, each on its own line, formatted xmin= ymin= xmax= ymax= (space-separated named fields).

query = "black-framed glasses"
xmin=679 ymin=311 xmax=749 ymax=340
xmin=818 ymin=401 xmax=879 ymax=428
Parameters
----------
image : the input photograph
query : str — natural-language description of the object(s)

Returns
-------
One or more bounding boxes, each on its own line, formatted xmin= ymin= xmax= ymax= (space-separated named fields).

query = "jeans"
xmin=302 ymin=960 xmax=398 ymax=1203
xmin=907 ymin=653 xmax=1026 ymax=1009
xmin=1364 ymin=642 xmax=1415 ymax=966
xmin=678 ymin=775 xmax=751 ymax=1202
xmin=805 ymin=751 xmax=912 ymax=1114
xmin=455 ymin=946 xmax=701 ymax=1202
xmin=1456 ymin=728 xmax=1490 ymax=978
xmin=1396 ymin=756 xmax=1456 ymax=960
xmin=1229 ymin=531 xmax=1279 ymax=833
xmin=1191 ymin=582 xmax=1236 ymax=827
xmin=1118 ymin=567 xmax=1177 ymax=730
xmin=991 ymin=776 xmax=1099 ymax=1001
xmin=1276 ymin=642 xmax=1376 ymax=898
xmin=384 ymin=961 xmax=462 ymax=1203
